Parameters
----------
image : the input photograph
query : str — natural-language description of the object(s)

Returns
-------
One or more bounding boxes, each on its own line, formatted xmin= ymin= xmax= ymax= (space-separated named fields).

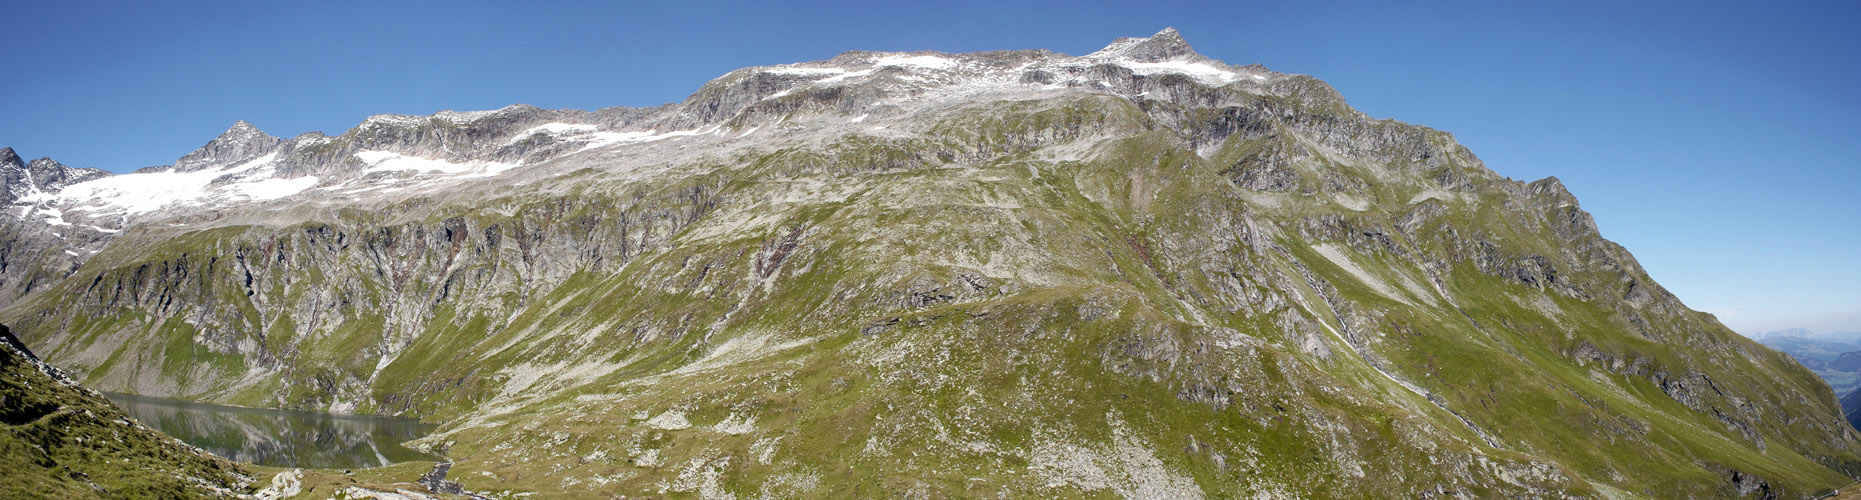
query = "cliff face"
xmin=0 ymin=29 xmax=1852 ymax=498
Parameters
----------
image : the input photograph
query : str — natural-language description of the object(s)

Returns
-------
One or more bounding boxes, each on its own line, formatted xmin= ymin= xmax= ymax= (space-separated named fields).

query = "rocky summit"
xmin=1 ymin=28 xmax=1857 ymax=499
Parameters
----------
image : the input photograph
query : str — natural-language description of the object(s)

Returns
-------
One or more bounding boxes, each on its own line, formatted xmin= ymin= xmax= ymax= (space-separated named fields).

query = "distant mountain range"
xmin=1755 ymin=328 xmax=1861 ymax=382
xmin=1756 ymin=327 xmax=1861 ymax=344
xmin=1755 ymin=328 xmax=1861 ymax=432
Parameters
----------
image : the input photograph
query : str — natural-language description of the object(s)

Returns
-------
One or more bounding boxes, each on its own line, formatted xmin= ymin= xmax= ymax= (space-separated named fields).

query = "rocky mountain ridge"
xmin=2 ymin=28 xmax=1290 ymax=235
xmin=0 ymin=148 xmax=110 ymax=206
xmin=1 ymin=28 xmax=1854 ymax=498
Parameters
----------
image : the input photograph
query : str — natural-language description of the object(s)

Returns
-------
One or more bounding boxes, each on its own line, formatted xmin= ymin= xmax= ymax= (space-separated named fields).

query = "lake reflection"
xmin=103 ymin=392 xmax=442 ymax=469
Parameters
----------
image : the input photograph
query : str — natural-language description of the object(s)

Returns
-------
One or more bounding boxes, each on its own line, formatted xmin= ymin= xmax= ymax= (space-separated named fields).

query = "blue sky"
xmin=2 ymin=1 xmax=1855 ymax=334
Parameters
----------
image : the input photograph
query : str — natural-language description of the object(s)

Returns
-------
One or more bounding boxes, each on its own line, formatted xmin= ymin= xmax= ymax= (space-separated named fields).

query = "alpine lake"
xmin=103 ymin=392 xmax=442 ymax=469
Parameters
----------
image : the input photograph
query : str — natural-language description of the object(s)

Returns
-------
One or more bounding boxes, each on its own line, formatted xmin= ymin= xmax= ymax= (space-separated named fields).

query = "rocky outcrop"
xmin=1729 ymin=469 xmax=1777 ymax=500
xmin=418 ymin=462 xmax=463 ymax=495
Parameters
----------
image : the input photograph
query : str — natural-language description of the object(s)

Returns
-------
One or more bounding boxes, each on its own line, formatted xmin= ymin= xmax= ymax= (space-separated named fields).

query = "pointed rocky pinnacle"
xmin=169 ymin=119 xmax=286 ymax=172
xmin=1095 ymin=27 xmax=1200 ymax=63
xmin=219 ymin=120 xmax=273 ymax=141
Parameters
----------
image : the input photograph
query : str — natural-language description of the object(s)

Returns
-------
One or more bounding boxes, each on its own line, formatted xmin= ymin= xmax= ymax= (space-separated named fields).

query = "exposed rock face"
xmin=1729 ymin=469 xmax=1778 ymax=500
xmin=1 ymin=28 xmax=1855 ymax=498
xmin=0 ymin=324 xmax=250 ymax=498
xmin=418 ymin=462 xmax=464 ymax=495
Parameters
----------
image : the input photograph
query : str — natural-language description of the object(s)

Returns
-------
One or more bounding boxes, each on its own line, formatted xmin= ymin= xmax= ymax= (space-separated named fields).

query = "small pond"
xmin=103 ymin=392 xmax=442 ymax=469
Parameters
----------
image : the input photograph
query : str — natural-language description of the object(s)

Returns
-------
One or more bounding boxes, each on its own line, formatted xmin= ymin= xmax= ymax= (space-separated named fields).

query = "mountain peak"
xmin=25 ymin=157 xmax=67 ymax=175
xmin=1089 ymin=27 xmax=1200 ymax=63
xmin=1758 ymin=327 xmax=1816 ymax=341
xmin=219 ymin=120 xmax=272 ymax=141
xmin=173 ymin=120 xmax=285 ymax=172
xmin=0 ymin=147 xmax=20 ymax=168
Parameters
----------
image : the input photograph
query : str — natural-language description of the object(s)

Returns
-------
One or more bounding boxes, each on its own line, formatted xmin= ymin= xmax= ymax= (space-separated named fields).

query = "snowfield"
xmin=18 ymin=152 xmax=317 ymax=219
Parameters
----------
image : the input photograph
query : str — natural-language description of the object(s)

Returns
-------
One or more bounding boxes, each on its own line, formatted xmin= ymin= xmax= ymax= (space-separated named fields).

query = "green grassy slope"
xmin=0 ymin=324 xmax=250 ymax=499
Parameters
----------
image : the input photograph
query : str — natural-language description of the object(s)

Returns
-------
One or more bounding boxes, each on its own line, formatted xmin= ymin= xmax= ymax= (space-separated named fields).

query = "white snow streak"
xmin=19 ymin=152 xmax=317 ymax=216
xmin=874 ymin=54 xmax=957 ymax=70
xmin=356 ymin=151 xmax=516 ymax=177
xmin=1113 ymin=60 xmax=1241 ymax=85
xmin=761 ymin=66 xmax=847 ymax=77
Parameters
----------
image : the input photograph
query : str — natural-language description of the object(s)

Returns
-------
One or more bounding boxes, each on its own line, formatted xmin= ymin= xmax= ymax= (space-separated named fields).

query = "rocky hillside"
xmin=2 ymin=28 xmax=1856 ymax=498
xmin=0 ymin=324 xmax=250 ymax=498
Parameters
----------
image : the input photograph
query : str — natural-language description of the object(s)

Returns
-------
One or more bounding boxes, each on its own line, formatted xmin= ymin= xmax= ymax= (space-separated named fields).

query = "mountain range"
xmin=1 ymin=28 xmax=1855 ymax=499
xmin=1755 ymin=328 xmax=1861 ymax=437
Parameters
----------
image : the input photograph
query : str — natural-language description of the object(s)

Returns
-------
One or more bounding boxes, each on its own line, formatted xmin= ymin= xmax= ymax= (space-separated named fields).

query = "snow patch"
xmin=761 ymin=66 xmax=847 ymax=77
xmin=356 ymin=151 xmax=517 ymax=177
xmin=874 ymin=54 xmax=957 ymax=70
xmin=555 ymin=125 xmax=721 ymax=153
xmin=1114 ymin=59 xmax=1241 ymax=85
xmin=20 ymin=152 xmax=315 ymax=216
xmin=815 ymin=69 xmax=874 ymax=86
xmin=238 ymin=176 xmax=321 ymax=200
xmin=506 ymin=122 xmax=599 ymax=145
xmin=38 ymin=207 xmax=71 ymax=226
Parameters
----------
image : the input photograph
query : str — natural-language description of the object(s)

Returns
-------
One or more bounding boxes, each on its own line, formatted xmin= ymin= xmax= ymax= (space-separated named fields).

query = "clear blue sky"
xmin=2 ymin=1 xmax=1856 ymax=334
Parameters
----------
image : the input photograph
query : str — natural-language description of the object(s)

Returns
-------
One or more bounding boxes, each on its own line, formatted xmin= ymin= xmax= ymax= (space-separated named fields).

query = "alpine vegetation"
xmin=1 ymin=28 xmax=1855 ymax=499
